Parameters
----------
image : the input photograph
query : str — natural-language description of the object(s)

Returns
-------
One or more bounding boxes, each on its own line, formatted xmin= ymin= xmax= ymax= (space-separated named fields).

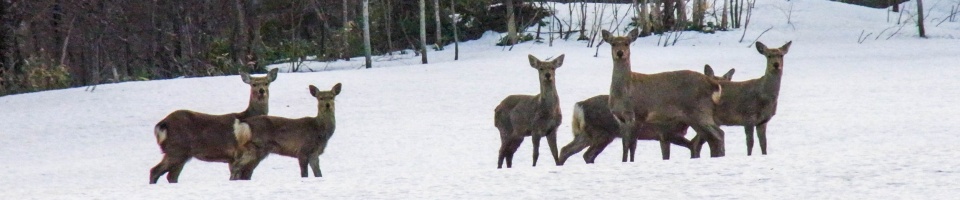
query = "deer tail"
xmin=154 ymin=122 xmax=168 ymax=145
xmin=572 ymin=103 xmax=586 ymax=137
xmin=710 ymin=80 xmax=723 ymax=104
xmin=233 ymin=119 xmax=252 ymax=147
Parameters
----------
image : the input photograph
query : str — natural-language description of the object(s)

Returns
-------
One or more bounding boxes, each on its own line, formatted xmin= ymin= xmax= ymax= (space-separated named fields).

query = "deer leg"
xmin=547 ymin=129 xmax=561 ymax=166
xmin=757 ymin=123 xmax=768 ymax=155
xmin=309 ymin=157 xmax=322 ymax=177
xmin=689 ymin=134 xmax=704 ymax=158
xmin=532 ymin=134 xmax=542 ymax=167
xmin=619 ymin=121 xmax=638 ymax=162
xmin=657 ymin=126 xmax=671 ymax=160
xmin=744 ymin=125 xmax=756 ymax=156
xmin=584 ymin=136 xmax=613 ymax=164
xmin=298 ymin=156 xmax=310 ymax=178
xmin=238 ymin=151 xmax=269 ymax=180
xmin=150 ymin=155 xmax=177 ymax=184
xmin=497 ymin=133 xmax=510 ymax=169
xmin=559 ymin=134 xmax=590 ymax=165
xmin=164 ymin=156 xmax=190 ymax=183
xmin=505 ymin=137 xmax=524 ymax=168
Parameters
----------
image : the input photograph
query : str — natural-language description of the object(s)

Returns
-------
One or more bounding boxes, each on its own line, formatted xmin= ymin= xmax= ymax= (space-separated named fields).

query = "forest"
xmin=0 ymin=0 xmax=927 ymax=96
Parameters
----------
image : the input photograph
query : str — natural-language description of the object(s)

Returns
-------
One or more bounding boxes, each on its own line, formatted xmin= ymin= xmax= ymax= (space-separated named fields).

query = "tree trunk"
xmin=451 ymin=0 xmax=459 ymax=60
xmin=343 ymin=0 xmax=351 ymax=61
xmin=363 ymin=0 xmax=372 ymax=68
xmin=234 ymin=0 xmax=249 ymax=70
xmin=917 ymin=0 xmax=925 ymax=37
xmin=434 ymin=0 xmax=443 ymax=50
xmin=721 ymin=0 xmax=729 ymax=29
xmin=578 ymin=0 xmax=588 ymax=40
xmin=507 ymin=0 xmax=518 ymax=44
xmin=420 ymin=0 xmax=428 ymax=64
xmin=384 ymin=0 xmax=394 ymax=55
xmin=891 ymin=0 xmax=900 ymax=12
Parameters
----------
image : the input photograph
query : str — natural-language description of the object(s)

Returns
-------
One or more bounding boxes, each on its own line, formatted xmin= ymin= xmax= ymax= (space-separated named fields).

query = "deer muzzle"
xmin=616 ymin=51 xmax=624 ymax=59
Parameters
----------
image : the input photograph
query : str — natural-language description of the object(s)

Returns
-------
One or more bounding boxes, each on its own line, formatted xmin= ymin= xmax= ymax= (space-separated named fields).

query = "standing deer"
xmin=559 ymin=66 xmax=734 ymax=165
xmin=231 ymin=83 xmax=341 ymax=179
xmin=494 ymin=54 xmax=564 ymax=169
xmin=693 ymin=41 xmax=792 ymax=156
xmin=149 ymin=68 xmax=279 ymax=184
xmin=601 ymin=29 xmax=726 ymax=161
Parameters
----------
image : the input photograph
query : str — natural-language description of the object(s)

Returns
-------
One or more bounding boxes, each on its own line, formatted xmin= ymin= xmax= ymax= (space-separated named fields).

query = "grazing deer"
xmin=558 ymin=66 xmax=734 ymax=164
xmin=693 ymin=41 xmax=792 ymax=156
xmin=149 ymin=68 xmax=279 ymax=184
xmin=231 ymin=83 xmax=341 ymax=180
xmin=601 ymin=29 xmax=726 ymax=161
xmin=494 ymin=54 xmax=564 ymax=169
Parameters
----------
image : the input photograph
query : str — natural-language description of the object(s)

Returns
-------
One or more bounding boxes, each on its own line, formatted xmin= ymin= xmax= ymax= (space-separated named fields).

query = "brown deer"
xmin=558 ymin=66 xmax=734 ymax=165
xmin=230 ymin=83 xmax=341 ymax=180
xmin=494 ymin=54 xmax=564 ymax=169
xmin=601 ymin=29 xmax=726 ymax=161
xmin=693 ymin=41 xmax=792 ymax=156
xmin=149 ymin=68 xmax=279 ymax=184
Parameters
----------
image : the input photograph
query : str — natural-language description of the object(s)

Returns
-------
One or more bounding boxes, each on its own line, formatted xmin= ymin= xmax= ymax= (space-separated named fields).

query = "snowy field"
xmin=2 ymin=0 xmax=959 ymax=199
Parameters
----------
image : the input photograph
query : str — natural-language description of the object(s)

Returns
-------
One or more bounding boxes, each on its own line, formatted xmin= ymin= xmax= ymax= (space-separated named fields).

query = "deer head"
xmin=309 ymin=83 xmax=342 ymax=116
xmin=528 ymin=54 xmax=565 ymax=86
xmin=241 ymin=68 xmax=280 ymax=102
xmin=601 ymin=29 xmax=640 ymax=61
xmin=704 ymin=64 xmax=735 ymax=81
xmin=755 ymin=41 xmax=792 ymax=73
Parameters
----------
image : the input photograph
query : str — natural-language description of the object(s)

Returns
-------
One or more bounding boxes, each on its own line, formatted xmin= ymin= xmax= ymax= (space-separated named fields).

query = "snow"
xmin=1 ymin=0 xmax=959 ymax=198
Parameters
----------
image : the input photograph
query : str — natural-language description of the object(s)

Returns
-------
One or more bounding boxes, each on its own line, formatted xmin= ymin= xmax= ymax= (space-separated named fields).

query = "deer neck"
xmin=609 ymin=59 xmax=633 ymax=98
xmin=240 ymin=99 xmax=269 ymax=118
xmin=759 ymin=69 xmax=783 ymax=99
xmin=538 ymin=83 xmax=559 ymax=108
xmin=315 ymin=110 xmax=336 ymax=129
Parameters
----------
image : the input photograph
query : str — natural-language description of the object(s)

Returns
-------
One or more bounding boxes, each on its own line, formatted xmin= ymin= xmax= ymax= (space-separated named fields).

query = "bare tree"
xmin=917 ymin=0 xmax=926 ymax=38
xmin=343 ymin=0 xmax=351 ymax=61
xmin=384 ymin=0 xmax=394 ymax=55
xmin=434 ymin=0 xmax=443 ymax=50
xmin=451 ymin=0 xmax=460 ymax=60
xmin=420 ymin=0 xmax=428 ymax=64
xmin=507 ymin=0 xmax=518 ymax=45
xmin=363 ymin=0 xmax=372 ymax=68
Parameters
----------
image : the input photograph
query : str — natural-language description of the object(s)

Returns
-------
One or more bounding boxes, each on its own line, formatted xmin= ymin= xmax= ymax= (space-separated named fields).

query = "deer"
xmin=149 ymin=68 xmax=279 ymax=184
xmin=494 ymin=54 xmax=564 ymax=169
xmin=558 ymin=66 xmax=734 ymax=165
xmin=230 ymin=83 xmax=341 ymax=180
xmin=692 ymin=41 xmax=792 ymax=156
xmin=601 ymin=28 xmax=727 ymax=161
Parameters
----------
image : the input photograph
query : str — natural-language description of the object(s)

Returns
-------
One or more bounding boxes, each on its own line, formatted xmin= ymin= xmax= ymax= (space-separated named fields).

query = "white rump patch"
xmin=571 ymin=103 xmax=586 ymax=137
xmin=154 ymin=125 xmax=167 ymax=145
xmin=233 ymin=119 xmax=252 ymax=146
xmin=712 ymin=84 xmax=723 ymax=104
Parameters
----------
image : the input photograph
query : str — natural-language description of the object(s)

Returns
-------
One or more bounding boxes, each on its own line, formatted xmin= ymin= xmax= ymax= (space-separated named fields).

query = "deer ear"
xmin=309 ymin=85 xmax=320 ymax=97
xmin=267 ymin=68 xmax=279 ymax=82
xmin=723 ymin=69 xmax=736 ymax=81
xmin=552 ymin=54 xmax=565 ymax=68
xmin=755 ymin=41 xmax=768 ymax=55
xmin=601 ymin=30 xmax=612 ymax=43
xmin=331 ymin=83 xmax=342 ymax=95
xmin=703 ymin=64 xmax=715 ymax=77
xmin=240 ymin=71 xmax=251 ymax=84
xmin=528 ymin=54 xmax=539 ymax=68
xmin=627 ymin=28 xmax=640 ymax=42
xmin=779 ymin=41 xmax=792 ymax=54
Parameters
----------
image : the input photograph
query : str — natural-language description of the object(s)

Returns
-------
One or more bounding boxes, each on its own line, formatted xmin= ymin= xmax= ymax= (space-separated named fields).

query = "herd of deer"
xmin=496 ymin=29 xmax=791 ymax=168
xmin=147 ymin=28 xmax=790 ymax=184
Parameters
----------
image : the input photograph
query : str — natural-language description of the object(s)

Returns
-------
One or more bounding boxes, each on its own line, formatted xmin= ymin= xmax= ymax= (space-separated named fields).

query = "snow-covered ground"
xmin=1 ymin=0 xmax=959 ymax=199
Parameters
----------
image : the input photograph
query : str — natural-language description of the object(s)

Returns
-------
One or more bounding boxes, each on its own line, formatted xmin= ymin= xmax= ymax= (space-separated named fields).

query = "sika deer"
xmin=149 ymin=68 xmax=279 ymax=184
xmin=601 ymin=29 xmax=726 ymax=161
xmin=494 ymin=54 xmax=564 ymax=169
xmin=231 ymin=83 xmax=341 ymax=179
xmin=558 ymin=66 xmax=734 ymax=164
xmin=693 ymin=41 xmax=792 ymax=156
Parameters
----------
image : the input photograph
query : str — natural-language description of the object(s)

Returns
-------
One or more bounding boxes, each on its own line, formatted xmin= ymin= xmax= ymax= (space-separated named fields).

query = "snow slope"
xmin=1 ymin=0 xmax=959 ymax=199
